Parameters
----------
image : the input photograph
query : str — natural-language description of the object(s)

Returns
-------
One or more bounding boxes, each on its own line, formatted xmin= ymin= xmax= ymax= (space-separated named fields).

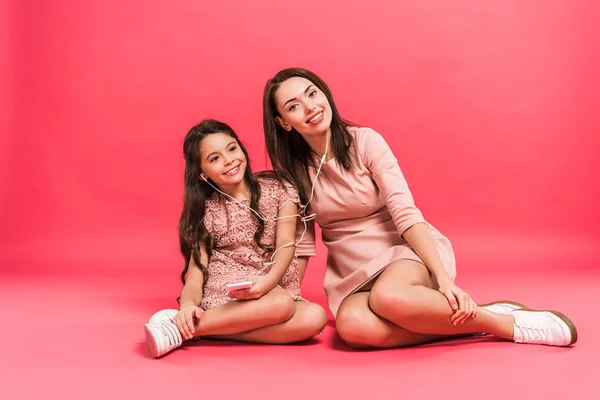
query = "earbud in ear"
xmin=200 ymin=173 xmax=207 ymax=181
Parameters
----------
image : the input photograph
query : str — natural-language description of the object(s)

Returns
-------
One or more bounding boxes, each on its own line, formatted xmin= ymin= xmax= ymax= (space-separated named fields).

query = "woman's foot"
xmin=472 ymin=301 xmax=527 ymax=337
xmin=512 ymin=309 xmax=578 ymax=346
xmin=480 ymin=300 xmax=528 ymax=314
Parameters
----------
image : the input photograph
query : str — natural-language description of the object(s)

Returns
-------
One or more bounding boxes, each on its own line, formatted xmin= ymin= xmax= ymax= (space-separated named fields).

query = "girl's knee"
xmin=302 ymin=303 xmax=328 ymax=336
xmin=265 ymin=288 xmax=296 ymax=324
xmin=286 ymin=302 xmax=328 ymax=341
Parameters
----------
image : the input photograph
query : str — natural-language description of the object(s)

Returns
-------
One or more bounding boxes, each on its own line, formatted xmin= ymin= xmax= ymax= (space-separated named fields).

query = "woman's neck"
xmin=303 ymin=128 xmax=334 ymax=162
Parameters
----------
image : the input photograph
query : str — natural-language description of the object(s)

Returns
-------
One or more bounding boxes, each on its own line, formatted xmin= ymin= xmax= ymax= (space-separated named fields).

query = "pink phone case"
xmin=227 ymin=281 xmax=253 ymax=292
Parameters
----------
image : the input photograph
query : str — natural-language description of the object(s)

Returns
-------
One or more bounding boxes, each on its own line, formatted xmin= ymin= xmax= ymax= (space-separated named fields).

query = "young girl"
xmin=144 ymin=119 xmax=327 ymax=358
xmin=262 ymin=68 xmax=578 ymax=348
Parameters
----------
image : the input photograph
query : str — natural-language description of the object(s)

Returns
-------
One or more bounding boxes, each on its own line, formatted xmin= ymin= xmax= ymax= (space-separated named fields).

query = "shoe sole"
xmin=542 ymin=309 xmax=579 ymax=345
xmin=144 ymin=324 xmax=160 ymax=358
xmin=480 ymin=300 xmax=529 ymax=310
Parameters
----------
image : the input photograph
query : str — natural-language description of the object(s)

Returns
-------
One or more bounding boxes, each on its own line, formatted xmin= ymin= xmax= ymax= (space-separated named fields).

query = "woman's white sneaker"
xmin=480 ymin=300 xmax=527 ymax=314
xmin=512 ymin=309 xmax=578 ymax=347
xmin=145 ymin=320 xmax=183 ymax=358
xmin=473 ymin=301 xmax=527 ymax=336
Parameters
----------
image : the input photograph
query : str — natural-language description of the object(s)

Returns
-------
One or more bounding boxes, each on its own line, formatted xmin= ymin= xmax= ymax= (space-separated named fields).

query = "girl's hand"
xmin=172 ymin=303 xmax=203 ymax=340
xmin=437 ymin=280 xmax=477 ymax=325
xmin=228 ymin=275 xmax=276 ymax=300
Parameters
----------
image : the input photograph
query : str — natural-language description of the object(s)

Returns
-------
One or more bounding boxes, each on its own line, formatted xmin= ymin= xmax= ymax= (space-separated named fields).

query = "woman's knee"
xmin=368 ymin=287 xmax=415 ymax=322
xmin=368 ymin=260 xmax=431 ymax=321
xmin=336 ymin=302 xmax=387 ymax=348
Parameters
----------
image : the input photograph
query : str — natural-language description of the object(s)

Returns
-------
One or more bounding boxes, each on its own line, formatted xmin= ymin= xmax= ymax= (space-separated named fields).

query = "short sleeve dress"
xmin=201 ymin=177 xmax=304 ymax=310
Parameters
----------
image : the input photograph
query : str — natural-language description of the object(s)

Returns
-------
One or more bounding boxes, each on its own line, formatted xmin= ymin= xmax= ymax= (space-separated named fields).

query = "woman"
xmin=262 ymin=67 xmax=577 ymax=348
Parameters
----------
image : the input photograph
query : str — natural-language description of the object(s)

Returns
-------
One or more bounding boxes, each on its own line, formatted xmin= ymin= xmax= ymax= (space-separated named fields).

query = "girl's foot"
xmin=512 ymin=309 xmax=578 ymax=346
xmin=148 ymin=308 xmax=202 ymax=342
xmin=145 ymin=312 xmax=183 ymax=358
xmin=149 ymin=309 xmax=178 ymax=324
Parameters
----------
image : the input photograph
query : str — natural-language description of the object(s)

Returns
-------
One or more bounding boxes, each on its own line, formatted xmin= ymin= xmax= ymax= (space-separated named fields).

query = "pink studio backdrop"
xmin=1 ymin=1 xmax=599 ymax=298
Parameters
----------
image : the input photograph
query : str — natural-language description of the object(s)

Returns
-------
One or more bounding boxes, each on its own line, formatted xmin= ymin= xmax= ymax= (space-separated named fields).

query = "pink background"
xmin=2 ymin=1 xmax=599 ymax=399
xmin=2 ymin=1 xmax=598 ymax=286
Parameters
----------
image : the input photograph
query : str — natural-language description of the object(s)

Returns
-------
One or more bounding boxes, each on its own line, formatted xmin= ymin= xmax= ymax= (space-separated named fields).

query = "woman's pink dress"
xmin=294 ymin=127 xmax=456 ymax=317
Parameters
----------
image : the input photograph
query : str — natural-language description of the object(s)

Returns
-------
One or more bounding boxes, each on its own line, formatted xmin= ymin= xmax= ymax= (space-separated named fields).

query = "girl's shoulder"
xmin=256 ymin=172 xmax=299 ymax=204
xmin=205 ymin=190 xmax=221 ymax=206
xmin=204 ymin=191 xmax=225 ymax=219
xmin=256 ymin=171 xmax=280 ymax=186
xmin=256 ymin=171 xmax=293 ymax=191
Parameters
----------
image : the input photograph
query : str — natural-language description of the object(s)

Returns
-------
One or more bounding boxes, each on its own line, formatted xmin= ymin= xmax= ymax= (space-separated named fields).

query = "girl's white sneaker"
xmin=144 ymin=318 xmax=183 ymax=358
xmin=148 ymin=309 xmax=178 ymax=325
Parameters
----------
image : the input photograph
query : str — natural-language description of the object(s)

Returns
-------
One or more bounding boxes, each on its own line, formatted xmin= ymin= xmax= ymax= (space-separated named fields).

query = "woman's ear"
xmin=275 ymin=116 xmax=292 ymax=132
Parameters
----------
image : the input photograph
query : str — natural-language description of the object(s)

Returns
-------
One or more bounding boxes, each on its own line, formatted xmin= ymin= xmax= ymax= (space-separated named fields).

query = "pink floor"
xmin=2 ymin=239 xmax=599 ymax=400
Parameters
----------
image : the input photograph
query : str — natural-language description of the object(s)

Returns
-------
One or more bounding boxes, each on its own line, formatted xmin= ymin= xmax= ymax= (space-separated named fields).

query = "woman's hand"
xmin=227 ymin=275 xmax=276 ymax=300
xmin=172 ymin=303 xmax=203 ymax=340
xmin=437 ymin=280 xmax=477 ymax=325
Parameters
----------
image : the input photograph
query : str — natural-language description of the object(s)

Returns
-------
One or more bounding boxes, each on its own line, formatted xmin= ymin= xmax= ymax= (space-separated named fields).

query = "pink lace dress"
xmin=200 ymin=177 xmax=304 ymax=310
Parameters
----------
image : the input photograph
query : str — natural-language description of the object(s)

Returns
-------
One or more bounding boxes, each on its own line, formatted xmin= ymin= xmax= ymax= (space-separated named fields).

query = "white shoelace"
xmin=158 ymin=322 xmax=182 ymax=351
xmin=515 ymin=323 xmax=550 ymax=343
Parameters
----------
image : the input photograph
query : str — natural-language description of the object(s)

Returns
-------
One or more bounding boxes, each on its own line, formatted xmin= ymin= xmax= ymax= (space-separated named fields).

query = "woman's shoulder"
xmin=346 ymin=126 xmax=388 ymax=156
xmin=347 ymin=126 xmax=384 ymax=141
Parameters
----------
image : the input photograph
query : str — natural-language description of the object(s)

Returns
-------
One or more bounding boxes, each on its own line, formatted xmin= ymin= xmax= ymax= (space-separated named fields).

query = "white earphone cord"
xmin=201 ymin=133 xmax=329 ymax=275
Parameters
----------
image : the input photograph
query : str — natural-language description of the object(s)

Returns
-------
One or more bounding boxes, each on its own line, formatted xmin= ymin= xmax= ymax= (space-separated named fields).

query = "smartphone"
xmin=226 ymin=281 xmax=253 ymax=292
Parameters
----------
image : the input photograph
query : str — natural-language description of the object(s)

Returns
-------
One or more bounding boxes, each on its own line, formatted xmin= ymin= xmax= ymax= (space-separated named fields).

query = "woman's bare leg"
xmin=336 ymin=260 xmax=514 ymax=348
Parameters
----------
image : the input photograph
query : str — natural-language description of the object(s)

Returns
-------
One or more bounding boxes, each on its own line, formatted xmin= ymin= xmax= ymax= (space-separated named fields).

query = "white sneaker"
xmin=149 ymin=308 xmax=203 ymax=342
xmin=144 ymin=319 xmax=183 ymax=358
xmin=481 ymin=300 xmax=528 ymax=314
xmin=148 ymin=309 xmax=178 ymax=325
xmin=512 ymin=309 xmax=578 ymax=347
xmin=472 ymin=301 xmax=527 ymax=336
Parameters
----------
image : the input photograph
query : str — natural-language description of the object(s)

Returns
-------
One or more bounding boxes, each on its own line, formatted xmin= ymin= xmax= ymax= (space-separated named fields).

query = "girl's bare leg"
xmin=208 ymin=301 xmax=327 ymax=343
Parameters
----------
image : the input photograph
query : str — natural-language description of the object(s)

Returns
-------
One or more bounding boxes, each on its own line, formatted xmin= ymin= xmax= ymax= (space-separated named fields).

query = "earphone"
xmin=200 ymin=132 xmax=329 ymax=275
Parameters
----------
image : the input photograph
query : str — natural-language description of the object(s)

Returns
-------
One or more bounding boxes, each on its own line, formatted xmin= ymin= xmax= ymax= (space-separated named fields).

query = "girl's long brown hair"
xmin=179 ymin=119 xmax=272 ymax=292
